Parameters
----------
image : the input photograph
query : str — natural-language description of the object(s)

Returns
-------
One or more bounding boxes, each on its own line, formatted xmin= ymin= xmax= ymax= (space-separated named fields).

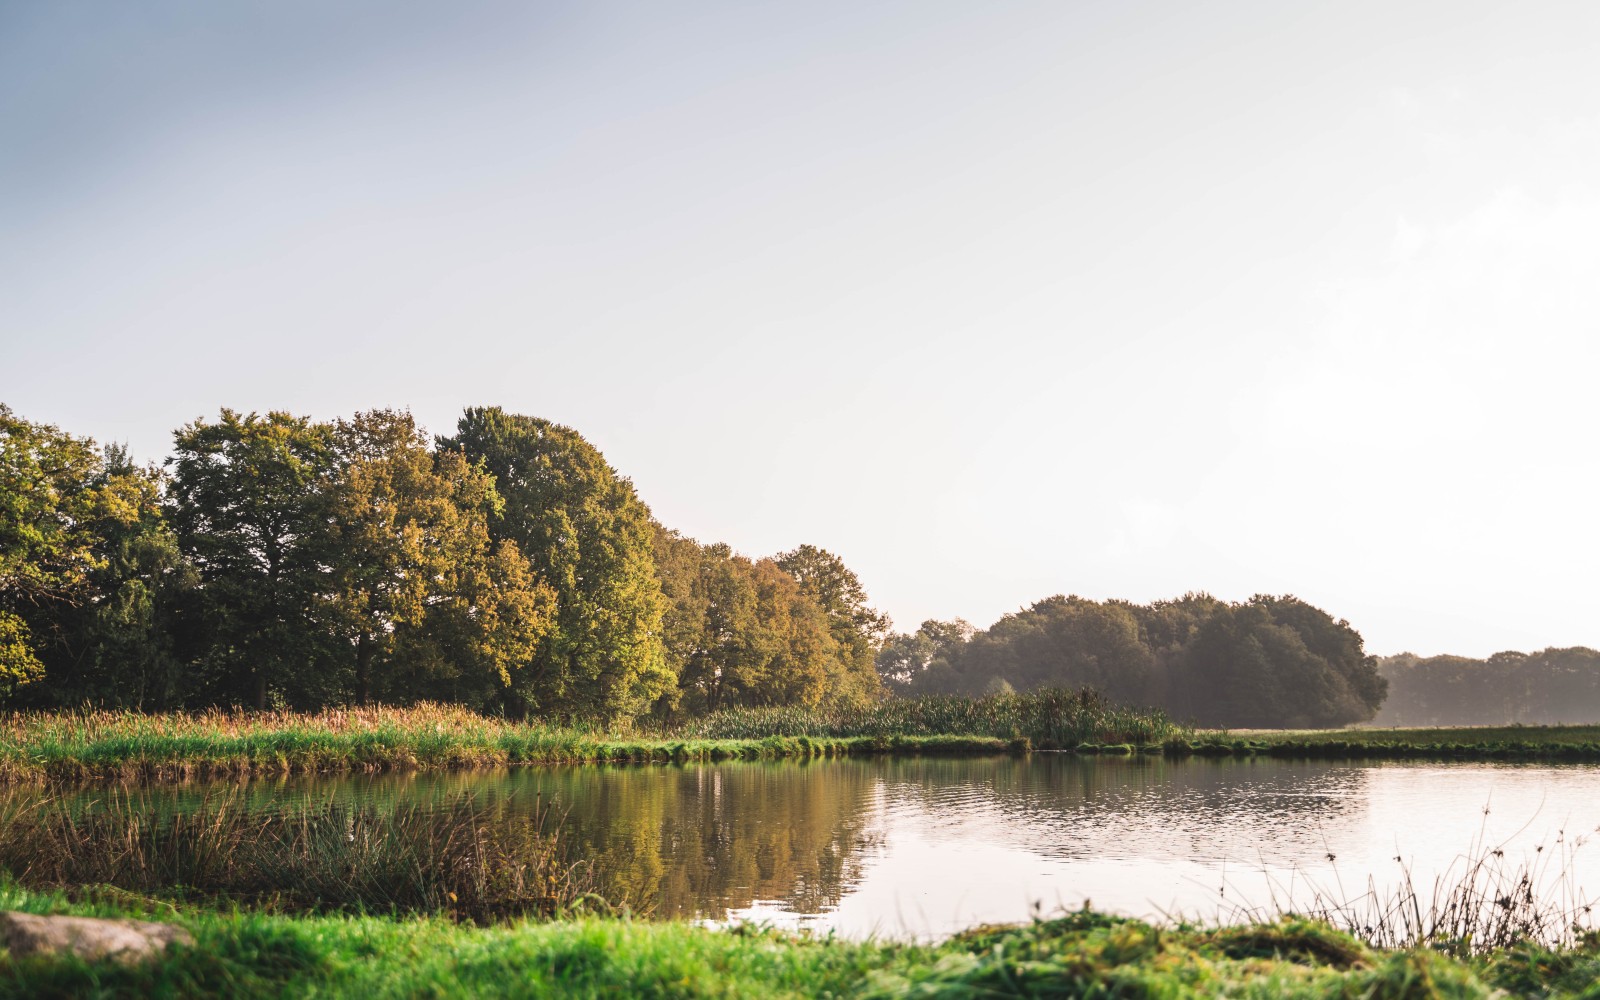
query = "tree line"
xmin=1373 ymin=648 xmax=1600 ymax=727
xmin=4 ymin=401 xmax=1399 ymax=726
xmin=878 ymin=593 xmax=1389 ymax=728
xmin=0 ymin=404 xmax=881 ymax=719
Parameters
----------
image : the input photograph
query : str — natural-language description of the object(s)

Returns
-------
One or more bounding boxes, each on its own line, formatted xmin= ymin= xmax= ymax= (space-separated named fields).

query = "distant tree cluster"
xmin=879 ymin=593 xmax=1388 ymax=728
xmin=0 ymin=404 xmax=886 ymax=720
xmin=653 ymin=534 xmax=884 ymax=713
xmin=1374 ymin=648 xmax=1600 ymax=726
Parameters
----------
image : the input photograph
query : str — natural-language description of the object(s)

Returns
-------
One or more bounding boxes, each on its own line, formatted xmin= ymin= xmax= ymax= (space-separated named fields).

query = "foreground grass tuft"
xmin=0 ymin=883 xmax=1596 ymax=998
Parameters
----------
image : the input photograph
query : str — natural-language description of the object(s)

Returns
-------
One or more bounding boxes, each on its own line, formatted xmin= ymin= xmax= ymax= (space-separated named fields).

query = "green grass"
xmin=3 ymin=702 xmax=1598 ymax=785
xmin=0 ymin=704 xmax=1022 ymax=784
xmin=0 ymin=881 xmax=1596 ymax=998
xmin=0 ymin=691 xmax=1175 ymax=784
xmin=1168 ymin=723 xmax=1600 ymax=762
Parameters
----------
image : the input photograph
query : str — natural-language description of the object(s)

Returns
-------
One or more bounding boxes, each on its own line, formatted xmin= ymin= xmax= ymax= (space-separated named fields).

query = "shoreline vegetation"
xmin=1 ymin=693 xmax=1599 ymax=785
xmin=1 ymin=881 xmax=1598 ymax=998
xmin=0 ymin=690 xmax=1154 ymax=784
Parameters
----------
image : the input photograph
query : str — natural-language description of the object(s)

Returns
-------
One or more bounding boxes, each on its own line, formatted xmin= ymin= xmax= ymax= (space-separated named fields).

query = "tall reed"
xmin=1223 ymin=815 xmax=1599 ymax=954
xmin=675 ymin=688 xmax=1180 ymax=746
xmin=0 ymin=789 xmax=601 ymax=923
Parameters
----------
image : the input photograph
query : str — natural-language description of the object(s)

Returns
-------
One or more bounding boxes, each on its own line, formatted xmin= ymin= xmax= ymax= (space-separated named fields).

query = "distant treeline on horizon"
xmin=1372 ymin=648 xmax=1600 ymax=727
xmin=0 ymin=402 xmax=1590 ymax=729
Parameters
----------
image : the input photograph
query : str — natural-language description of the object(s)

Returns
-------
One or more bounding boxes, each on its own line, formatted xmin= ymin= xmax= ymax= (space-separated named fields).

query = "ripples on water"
xmin=22 ymin=755 xmax=1600 ymax=939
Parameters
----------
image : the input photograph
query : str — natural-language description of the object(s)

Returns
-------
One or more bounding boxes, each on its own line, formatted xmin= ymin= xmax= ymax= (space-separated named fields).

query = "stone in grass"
xmin=0 ymin=911 xmax=195 ymax=965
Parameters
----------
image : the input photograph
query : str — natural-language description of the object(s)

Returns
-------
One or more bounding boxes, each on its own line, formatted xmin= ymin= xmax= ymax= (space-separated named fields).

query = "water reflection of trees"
xmin=869 ymin=756 xmax=1373 ymax=866
xmin=541 ymin=761 xmax=880 ymax=917
xmin=35 ymin=760 xmax=881 ymax=920
xmin=30 ymin=757 xmax=1399 ymax=917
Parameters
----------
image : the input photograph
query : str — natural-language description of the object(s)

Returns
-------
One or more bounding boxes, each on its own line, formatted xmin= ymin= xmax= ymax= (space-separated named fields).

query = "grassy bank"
xmin=0 ymin=691 xmax=1174 ymax=784
xmin=0 ymin=704 xmax=1028 ymax=784
xmin=4 ymin=700 xmax=1599 ymax=783
xmin=1165 ymin=724 xmax=1600 ymax=762
xmin=0 ymin=881 xmax=1596 ymax=998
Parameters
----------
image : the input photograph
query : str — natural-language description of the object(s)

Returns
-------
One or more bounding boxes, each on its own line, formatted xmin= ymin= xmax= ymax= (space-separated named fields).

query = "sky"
xmin=4 ymin=0 xmax=1598 ymax=658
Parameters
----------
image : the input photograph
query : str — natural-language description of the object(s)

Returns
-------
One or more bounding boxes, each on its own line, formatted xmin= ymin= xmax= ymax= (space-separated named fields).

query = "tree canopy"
xmin=884 ymin=592 xmax=1387 ymax=728
xmin=440 ymin=408 xmax=672 ymax=721
xmin=655 ymin=529 xmax=875 ymax=713
xmin=1375 ymin=647 xmax=1600 ymax=726
xmin=326 ymin=410 xmax=556 ymax=706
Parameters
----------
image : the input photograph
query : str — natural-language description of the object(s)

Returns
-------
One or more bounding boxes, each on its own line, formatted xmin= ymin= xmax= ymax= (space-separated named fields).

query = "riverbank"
xmin=1169 ymin=724 xmax=1600 ymax=762
xmin=4 ymin=704 xmax=1600 ymax=783
xmin=0 ymin=708 xmax=1011 ymax=784
xmin=0 ymin=881 xmax=1592 ymax=998
xmin=0 ymin=693 xmax=1171 ymax=784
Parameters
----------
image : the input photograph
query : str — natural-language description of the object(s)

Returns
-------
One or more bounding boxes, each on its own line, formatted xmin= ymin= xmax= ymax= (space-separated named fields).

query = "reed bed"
xmin=675 ymin=688 xmax=1180 ymax=747
xmin=0 ymin=695 xmax=1160 ymax=784
xmin=0 ymin=789 xmax=600 ymax=923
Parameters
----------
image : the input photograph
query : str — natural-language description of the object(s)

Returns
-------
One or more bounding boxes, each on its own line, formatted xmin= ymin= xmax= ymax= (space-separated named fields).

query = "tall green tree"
xmin=0 ymin=406 xmax=111 ymax=690
xmin=326 ymin=410 xmax=556 ymax=705
xmin=440 ymin=408 xmax=671 ymax=721
xmin=168 ymin=410 xmax=339 ymax=709
xmin=2 ymin=409 xmax=196 ymax=707
xmin=26 ymin=446 xmax=196 ymax=709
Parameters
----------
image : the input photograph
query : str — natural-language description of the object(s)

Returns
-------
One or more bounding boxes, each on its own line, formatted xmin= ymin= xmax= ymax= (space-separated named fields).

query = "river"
xmin=29 ymin=755 xmax=1600 ymax=939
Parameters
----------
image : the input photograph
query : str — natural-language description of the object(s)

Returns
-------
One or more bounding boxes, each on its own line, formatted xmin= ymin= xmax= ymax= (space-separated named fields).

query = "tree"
xmin=876 ymin=619 xmax=973 ymax=693
xmin=0 ymin=406 xmax=114 ymax=690
xmin=440 ymin=408 xmax=671 ymax=721
xmin=22 ymin=446 xmax=196 ymax=709
xmin=325 ymin=410 xmax=556 ymax=706
xmin=167 ymin=410 xmax=339 ymax=709
xmin=1166 ymin=596 xmax=1385 ymax=727
xmin=1245 ymin=595 xmax=1386 ymax=724
xmin=919 ymin=597 xmax=1155 ymax=705
xmin=745 ymin=556 xmax=842 ymax=708
xmin=775 ymin=544 xmax=888 ymax=705
xmin=654 ymin=528 xmax=854 ymax=712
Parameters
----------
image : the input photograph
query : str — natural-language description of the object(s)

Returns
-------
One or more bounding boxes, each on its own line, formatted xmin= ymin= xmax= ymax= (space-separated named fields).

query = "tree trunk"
xmin=356 ymin=632 xmax=372 ymax=705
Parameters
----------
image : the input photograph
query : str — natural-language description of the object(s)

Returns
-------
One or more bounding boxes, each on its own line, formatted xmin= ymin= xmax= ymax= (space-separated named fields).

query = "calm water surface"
xmin=47 ymin=756 xmax=1600 ymax=938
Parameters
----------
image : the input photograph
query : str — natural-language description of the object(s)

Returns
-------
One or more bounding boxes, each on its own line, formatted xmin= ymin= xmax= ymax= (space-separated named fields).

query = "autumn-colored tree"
xmin=774 ymin=544 xmax=888 ymax=705
xmin=655 ymin=530 xmax=854 ymax=711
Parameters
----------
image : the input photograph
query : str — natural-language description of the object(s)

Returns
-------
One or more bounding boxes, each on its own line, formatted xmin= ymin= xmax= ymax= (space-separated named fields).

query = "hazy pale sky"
xmin=4 ymin=1 xmax=1598 ymax=658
